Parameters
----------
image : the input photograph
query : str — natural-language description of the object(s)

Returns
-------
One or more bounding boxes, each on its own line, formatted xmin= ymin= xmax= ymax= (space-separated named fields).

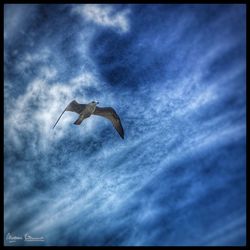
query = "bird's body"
xmin=53 ymin=100 xmax=124 ymax=139
xmin=73 ymin=101 xmax=97 ymax=125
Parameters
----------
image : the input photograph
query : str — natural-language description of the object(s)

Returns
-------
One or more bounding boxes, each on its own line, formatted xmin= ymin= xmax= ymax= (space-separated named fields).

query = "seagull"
xmin=53 ymin=100 xmax=124 ymax=139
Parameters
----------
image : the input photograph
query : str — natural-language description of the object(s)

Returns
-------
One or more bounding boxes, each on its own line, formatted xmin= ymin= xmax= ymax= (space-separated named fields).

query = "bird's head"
xmin=91 ymin=101 xmax=99 ymax=105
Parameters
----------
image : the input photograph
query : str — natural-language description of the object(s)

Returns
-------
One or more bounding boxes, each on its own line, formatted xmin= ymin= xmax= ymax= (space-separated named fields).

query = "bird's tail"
xmin=74 ymin=116 xmax=84 ymax=125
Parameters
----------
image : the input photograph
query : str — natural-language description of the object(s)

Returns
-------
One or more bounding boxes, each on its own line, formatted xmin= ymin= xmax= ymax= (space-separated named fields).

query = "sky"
xmin=4 ymin=4 xmax=246 ymax=246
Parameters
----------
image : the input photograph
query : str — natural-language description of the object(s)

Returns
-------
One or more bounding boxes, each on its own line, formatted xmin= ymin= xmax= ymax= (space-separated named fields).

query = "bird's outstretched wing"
xmin=53 ymin=100 xmax=86 ymax=129
xmin=65 ymin=100 xmax=86 ymax=114
xmin=93 ymin=106 xmax=124 ymax=139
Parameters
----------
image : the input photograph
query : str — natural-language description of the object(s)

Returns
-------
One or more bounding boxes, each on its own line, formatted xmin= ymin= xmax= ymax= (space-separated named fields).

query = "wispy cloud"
xmin=4 ymin=70 xmax=103 ymax=154
xmin=73 ymin=4 xmax=130 ymax=33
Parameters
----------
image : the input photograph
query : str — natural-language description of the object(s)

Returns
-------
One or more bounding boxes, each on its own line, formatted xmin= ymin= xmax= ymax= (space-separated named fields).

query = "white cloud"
xmin=70 ymin=72 xmax=97 ymax=87
xmin=4 ymin=71 xmax=102 ymax=152
xmin=73 ymin=4 xmax=130 ymax=33
xmin=16 ymin=47 xmax=51 ymax=72
xmin=39 ymin=66 xmax=57 ymax=80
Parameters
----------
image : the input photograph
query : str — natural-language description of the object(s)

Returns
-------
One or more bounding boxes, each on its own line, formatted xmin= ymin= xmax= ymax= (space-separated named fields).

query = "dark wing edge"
xmin=93 ymin=106 xmax=125 ymax=139
xmin=53 ymin=100 xmax=84 ymax=129
xmin=53 ymin=108 xmax=66 ymax=129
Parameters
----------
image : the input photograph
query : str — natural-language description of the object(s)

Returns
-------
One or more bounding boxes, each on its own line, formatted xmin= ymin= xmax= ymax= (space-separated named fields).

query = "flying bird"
xmin=53 ymin=100 xmax=124 ymax=139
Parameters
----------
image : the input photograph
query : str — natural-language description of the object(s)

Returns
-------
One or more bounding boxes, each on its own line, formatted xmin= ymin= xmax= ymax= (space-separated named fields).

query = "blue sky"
xmin=4 ymin=4 xmax=246 ymax=246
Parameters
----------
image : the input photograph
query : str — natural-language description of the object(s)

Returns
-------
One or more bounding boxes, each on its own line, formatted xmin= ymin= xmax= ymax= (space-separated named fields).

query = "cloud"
xmin=39 ymin=66 xmax=57 ymax=80
xmin=4 ymin=70 xmax=102 ymax=154
xmin=73 ymin=4 xmax=130 ymax=33
xmin=16 ymin=48 xmax=51 ymax=73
